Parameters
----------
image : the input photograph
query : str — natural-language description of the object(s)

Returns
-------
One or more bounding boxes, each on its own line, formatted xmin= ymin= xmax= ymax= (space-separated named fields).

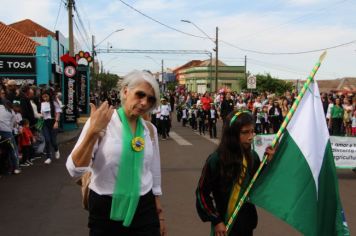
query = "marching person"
xmin=196 ymin=111 xmax=274 ymax=236
xmin=220 ymin=93 xmax=234 ymax=126
xmin=208 ymin=103 xmax=219 ymax=139
xmin=160 ymin=97 xmax=171 ymax=140
xmin=66 ymin=70 xmax=166 ymax=236
xmin=197 ymin=104 xmax=207 ymax=135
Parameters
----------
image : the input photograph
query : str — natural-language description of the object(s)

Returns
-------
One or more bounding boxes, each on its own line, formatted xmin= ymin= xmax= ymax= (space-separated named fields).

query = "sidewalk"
xmin=57 ymin=116 xmax=89 ymax=145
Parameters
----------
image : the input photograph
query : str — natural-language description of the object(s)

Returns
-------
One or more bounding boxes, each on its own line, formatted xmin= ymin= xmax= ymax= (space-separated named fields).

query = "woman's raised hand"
xmin=88 ymin=101 xmax=114 ymax=135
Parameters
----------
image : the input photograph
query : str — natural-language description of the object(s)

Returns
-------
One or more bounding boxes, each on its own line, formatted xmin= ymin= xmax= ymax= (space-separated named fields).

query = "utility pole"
xmin=215 ymin=27 xmax=219 ymax=92
xmin=209 ymin=52 xmax=212 ymax=92
xmin=92 ymin=35 xmax=95 ymax=74
xmin=67 ymin=0 xmax=74 ymax=56
xmin=161 ymin=59 xmax=164 ymax=92
xmin=244 ymin=55 xmax=247 ymax=81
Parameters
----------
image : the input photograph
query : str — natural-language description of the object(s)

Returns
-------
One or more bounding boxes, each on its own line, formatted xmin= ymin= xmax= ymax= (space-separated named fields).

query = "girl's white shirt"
xmin=66 ymin=111 xmax=162 ymax=196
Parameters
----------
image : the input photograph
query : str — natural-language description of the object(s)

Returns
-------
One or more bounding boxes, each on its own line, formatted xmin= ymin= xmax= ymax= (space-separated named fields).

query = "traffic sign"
xmin=64 ymin=65 xmax=76 ymax=78
xmin=247 ymin=75 xmax=256 ymax=89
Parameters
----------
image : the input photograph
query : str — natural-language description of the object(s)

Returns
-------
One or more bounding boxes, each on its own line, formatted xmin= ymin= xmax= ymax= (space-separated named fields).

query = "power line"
xmin=117 ymin=0 xmax=356 ymax=55
xmin=73 ymin=18 xmax=91 ymax=50
xmin=53 ymin=0 xmax=64 ymax=31
xmin=221 ymin=39 xmax=356 ymax=55
xmin=238 ymin=0 xmax=350 ymax=42
xmin=75 ymin=0 xmax=93 ymax=35
xmin=73 ymin=4 xmax=91 ymax=41
xmin=117 ymin=0 xmax=205 ymax=39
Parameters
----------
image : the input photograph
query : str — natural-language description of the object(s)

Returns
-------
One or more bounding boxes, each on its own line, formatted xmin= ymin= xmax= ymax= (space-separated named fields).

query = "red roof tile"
xmin=0 ymin=21 xmax=38 ymax=54
xmin=9 ymin=19 xmax=56 ymax=38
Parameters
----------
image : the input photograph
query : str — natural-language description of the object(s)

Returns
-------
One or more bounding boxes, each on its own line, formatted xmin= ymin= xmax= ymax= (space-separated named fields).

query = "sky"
xmin=1 ymin=0 xmax=356 ymax=80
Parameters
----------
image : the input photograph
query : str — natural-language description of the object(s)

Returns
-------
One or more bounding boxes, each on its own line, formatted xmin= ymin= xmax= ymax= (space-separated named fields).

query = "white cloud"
xmin=286 ymin=0 xmax=321 ymax=6
xmin=134 ymin=0 xmax=186 ymax=12
xmin=0 ymin=0 xmax=56 ymax=29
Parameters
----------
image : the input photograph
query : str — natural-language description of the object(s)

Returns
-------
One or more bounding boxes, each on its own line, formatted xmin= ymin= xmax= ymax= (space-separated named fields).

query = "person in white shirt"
xmin=40 ymin=90 xmax=61 ymax=165
xmin=66 ymin=70 xmax=166 ymax=236
xmin=159 ymin=97 xmax=171 ymax=140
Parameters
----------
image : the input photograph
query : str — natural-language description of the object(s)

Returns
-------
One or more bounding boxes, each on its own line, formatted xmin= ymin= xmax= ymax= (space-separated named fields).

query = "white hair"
xmin=120 ymin=70 xmax=160 ymax=110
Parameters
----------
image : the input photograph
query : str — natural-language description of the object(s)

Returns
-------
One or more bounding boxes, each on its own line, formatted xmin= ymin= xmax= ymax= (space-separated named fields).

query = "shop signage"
xmin=52 ymin=63 xmax=63 ymax=74
xmin=77 ymin=66 xmax=88 ymax=114
xmin=0 ymin=75 xmax=36 ymax=85
xmin=0 ymin=56 xmax=36 ymax=74
xmin=61 ymin=53 xmax=78 ymax=123
xmin=64 ymin=65 xmax=76 ymax=78
xmin=63 ymin=77 xmax=77 ymax=122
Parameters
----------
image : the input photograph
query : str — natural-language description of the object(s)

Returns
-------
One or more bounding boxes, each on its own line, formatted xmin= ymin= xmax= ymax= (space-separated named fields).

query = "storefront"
xmin=0 ymin=55 xmax=37 ymax=84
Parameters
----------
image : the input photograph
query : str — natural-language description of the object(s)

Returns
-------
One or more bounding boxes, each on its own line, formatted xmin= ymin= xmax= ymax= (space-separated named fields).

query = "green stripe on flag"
xmin=250 ymin=132 xmax=346 ymax=236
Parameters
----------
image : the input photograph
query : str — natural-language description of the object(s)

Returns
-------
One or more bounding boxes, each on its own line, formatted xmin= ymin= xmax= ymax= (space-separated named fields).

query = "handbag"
xmin=76 ymin=120 xmax=154 ymax=211
xmin=76 ymin=171 xmax=91 ymax=210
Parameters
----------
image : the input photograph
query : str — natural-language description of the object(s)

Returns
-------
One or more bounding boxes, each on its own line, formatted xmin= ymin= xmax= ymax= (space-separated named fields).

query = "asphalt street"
xmin=0 ymin=117 xmax=355 ymax=236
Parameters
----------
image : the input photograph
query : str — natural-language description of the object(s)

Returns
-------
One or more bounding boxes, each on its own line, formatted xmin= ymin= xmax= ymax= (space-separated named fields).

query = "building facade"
xmin=174 ymin=59 xmax=245 ymax=93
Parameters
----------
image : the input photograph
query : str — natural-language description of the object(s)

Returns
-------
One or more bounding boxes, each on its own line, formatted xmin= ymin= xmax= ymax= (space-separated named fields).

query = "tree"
xmin=90 ymin=72 xmax=120 ymax=92
xmin=240 ymin=73 xmax=293 ymax=95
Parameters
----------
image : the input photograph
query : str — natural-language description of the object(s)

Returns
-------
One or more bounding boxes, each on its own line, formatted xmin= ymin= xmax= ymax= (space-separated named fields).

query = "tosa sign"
xmin=0 ymin=56 xmax=36 ymax=74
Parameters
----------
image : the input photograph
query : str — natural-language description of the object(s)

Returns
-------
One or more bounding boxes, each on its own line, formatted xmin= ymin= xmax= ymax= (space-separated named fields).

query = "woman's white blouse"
xmin=66 ymin=111 xmax=162 ymax=196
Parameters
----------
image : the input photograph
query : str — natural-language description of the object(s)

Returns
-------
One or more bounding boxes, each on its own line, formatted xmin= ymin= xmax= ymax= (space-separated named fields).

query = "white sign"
xmin=331 ymin=136 xmax=356 ymax=168
xmin=64 ymin=65 xmax=76 ymax=78
xmin=254 ymin=134 xmax=356 ymax=169
xmin=247 ymin=75 xmax=256 ymax=89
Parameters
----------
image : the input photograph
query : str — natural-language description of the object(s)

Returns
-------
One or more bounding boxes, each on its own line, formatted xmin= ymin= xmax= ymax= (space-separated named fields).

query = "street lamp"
xmin=145 ymin=56 xmax=165 ymax=92
xmin=181 ymin=20 xmax=219 ymax=92
xmin=92 ymin=29 xmax=124 ymax=75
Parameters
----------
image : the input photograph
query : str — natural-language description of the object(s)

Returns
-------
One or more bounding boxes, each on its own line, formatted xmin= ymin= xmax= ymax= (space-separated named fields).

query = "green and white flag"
xmin=250 ymin=81 xmax=350 ymax=236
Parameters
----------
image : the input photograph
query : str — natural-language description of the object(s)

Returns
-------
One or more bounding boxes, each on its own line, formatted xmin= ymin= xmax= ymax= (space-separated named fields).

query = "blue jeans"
xmin=42 ymin=119 xmax=58 ymax=159
xmin=0 ymin=131 xmax=19 ymax=170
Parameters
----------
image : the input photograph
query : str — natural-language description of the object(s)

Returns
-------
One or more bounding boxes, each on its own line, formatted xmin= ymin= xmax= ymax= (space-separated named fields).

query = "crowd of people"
xmin=0 ymin=79 xmax=63 ymax=176
xmin=173 ymin=90 xmax=356 ymax=138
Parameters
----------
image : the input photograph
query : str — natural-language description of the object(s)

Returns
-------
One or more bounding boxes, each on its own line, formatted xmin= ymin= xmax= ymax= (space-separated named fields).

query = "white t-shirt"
xmin=236 ymin=102 xmax=247 ymax=110
xmin=160 ymin=104 xmax=171 ymax=116
xmin=41 ymin=101 xmax=61 ymax=120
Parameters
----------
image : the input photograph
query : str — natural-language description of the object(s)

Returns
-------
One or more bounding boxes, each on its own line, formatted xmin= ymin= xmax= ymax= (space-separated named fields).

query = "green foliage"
xmin=166 ymin=81 xmax=177 ymax=92
xmin=90 ymin=72 xmax=120 ymax=92
xmin=240 ymin=73 xmax=293 ymax=95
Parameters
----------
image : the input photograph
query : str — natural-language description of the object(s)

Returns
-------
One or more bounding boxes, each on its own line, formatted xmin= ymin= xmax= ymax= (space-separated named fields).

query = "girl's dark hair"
xmin=216 ymin=111 xmax=255 ymax=191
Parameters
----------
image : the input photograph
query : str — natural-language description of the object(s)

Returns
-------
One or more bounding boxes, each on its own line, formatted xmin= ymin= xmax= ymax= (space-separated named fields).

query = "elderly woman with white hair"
xmin=66 ymin=70 xmax=166 ymax=236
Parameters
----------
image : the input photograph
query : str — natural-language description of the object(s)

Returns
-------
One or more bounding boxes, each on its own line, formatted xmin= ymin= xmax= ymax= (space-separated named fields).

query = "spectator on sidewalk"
xmin=19 ymin=119 xmax=35 ymax=167
xmin=5 ymin=79 xmax=18 ymax=103
xmin=19 ymin=85 xmax=36 ymax=128
xmin=40 ymin=89 xmax=61 ymax=165
xmin=0 ymin=96 xmax=21 ymax=174
xmin=329 ymin=98 xmax=344 ymax=136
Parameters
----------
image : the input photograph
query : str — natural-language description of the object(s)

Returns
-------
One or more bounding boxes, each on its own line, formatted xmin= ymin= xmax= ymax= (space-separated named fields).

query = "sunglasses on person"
xmin=135 ymin=91 xmax=157 ymax=105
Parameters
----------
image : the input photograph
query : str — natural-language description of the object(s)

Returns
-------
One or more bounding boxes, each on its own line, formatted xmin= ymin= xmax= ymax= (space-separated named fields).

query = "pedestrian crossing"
xmin=168 ymin=131 xmax=192 ymax=146
xmin=193 ymin=131 xmax=220 ymax=145
xmin=166 ymin=130 xmax=219 ymax=146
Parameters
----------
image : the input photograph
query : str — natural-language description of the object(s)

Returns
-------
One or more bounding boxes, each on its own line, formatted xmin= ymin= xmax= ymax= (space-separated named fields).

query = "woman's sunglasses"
xmin=135 ymin=91 xmax=156 ymax=105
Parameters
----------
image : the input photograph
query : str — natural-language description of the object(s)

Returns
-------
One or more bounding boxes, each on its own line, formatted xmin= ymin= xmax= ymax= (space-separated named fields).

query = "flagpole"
xmin=225 ymin=51 xmax=327 ymax=233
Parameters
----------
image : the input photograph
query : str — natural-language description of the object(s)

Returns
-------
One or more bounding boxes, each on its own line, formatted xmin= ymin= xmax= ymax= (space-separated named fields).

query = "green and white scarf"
xmin=110 ymin=107 xmax=145 ymax=226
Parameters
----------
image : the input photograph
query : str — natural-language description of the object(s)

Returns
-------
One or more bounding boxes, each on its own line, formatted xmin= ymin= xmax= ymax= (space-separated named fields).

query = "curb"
xmin=57 ymin=123 xmax=84 ymax=145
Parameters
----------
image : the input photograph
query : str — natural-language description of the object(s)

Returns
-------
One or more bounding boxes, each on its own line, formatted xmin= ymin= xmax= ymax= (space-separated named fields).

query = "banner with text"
xmin=254 ymin=134 xmax=356 ymax=169
xmin=76 ymin=66 xmax=88 ymax=114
